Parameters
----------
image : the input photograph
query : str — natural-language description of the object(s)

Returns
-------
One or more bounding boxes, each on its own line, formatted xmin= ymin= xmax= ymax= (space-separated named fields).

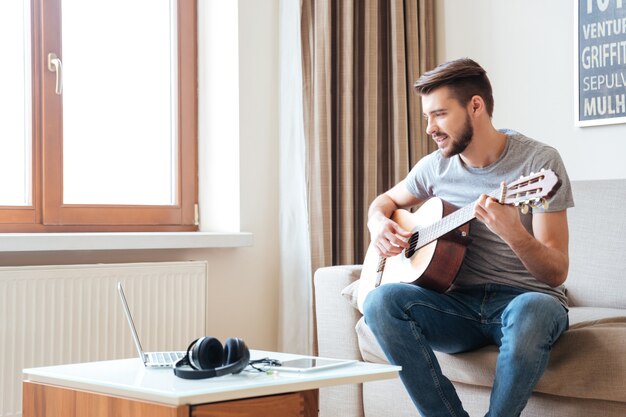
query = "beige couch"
xmin=314 ymin=179 xmax=626 ymax=417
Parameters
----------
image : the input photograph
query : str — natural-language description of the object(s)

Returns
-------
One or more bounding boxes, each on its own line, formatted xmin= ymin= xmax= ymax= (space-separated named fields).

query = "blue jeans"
xmin=363 ymin=283 xmax=568 ymax=417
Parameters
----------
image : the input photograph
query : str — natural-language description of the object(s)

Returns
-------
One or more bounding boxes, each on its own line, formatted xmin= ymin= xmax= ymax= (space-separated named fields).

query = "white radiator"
xmin=0 ymin=261 xmax=207 ymax=417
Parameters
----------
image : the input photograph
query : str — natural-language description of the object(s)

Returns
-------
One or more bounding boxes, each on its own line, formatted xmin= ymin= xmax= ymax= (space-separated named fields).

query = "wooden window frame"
xmin=0 ymin=0 xmax=198 ymax=232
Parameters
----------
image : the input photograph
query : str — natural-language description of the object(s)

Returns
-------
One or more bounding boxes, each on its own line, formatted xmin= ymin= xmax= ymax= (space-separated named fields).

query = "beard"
xmin=439 ymin=114 xmax=473 ymax=158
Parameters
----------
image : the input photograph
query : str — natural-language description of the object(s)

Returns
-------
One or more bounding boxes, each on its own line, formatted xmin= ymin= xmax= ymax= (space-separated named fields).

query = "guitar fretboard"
xmin=411 ymin=189 xmax=502 ymax=251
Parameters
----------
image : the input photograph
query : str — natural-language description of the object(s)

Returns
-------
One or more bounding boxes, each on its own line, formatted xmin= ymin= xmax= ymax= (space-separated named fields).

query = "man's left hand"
xmin=474 ymin=193 xmax=525 ymax=243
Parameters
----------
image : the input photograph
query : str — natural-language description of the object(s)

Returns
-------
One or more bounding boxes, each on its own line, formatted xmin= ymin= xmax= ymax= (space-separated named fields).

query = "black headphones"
xmin=173 ymin=336 xmax=250 ymax=379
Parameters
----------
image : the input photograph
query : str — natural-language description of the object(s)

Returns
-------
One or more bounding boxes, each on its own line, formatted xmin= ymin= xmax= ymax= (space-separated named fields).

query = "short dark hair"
xmin=414 ymin=58 xmax=494 ymax=117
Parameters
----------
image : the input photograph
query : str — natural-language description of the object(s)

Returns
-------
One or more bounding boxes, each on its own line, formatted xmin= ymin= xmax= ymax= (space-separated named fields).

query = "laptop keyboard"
xmin=149 ymin=351 xmax=185 ymax=365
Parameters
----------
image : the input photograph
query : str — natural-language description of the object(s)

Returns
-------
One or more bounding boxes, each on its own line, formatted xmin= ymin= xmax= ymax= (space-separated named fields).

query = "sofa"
xmin=314 ymin=179 xmax=626 ymax=417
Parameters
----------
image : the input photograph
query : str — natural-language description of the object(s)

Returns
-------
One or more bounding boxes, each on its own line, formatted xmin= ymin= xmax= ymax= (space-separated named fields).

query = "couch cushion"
xmin=356 ymin=306 xmax=626 ymax=403
xmin=566 ymin=179 xmax=626 ymax=309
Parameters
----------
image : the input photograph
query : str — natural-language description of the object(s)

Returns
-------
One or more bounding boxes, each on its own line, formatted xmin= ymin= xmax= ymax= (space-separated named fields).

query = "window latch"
xmin=47 ymin=52 xmax=63 ymax=95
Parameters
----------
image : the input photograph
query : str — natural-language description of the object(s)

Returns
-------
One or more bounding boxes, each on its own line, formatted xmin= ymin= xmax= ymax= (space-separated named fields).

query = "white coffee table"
xmin=23 ymin=350 xmax=400 ymax=417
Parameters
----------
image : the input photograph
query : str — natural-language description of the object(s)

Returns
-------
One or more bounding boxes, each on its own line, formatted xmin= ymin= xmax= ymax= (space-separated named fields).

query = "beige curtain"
xmin=301 ymin=0 xmax=437 ymax=274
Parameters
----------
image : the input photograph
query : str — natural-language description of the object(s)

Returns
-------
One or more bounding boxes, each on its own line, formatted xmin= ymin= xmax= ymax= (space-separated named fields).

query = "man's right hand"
xmin=368 ymin=214 xmax=412 ymax=258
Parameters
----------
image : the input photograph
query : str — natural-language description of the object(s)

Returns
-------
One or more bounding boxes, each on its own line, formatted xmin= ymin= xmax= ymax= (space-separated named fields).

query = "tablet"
xmin=275 ymin=357 xmax=357 ymax=373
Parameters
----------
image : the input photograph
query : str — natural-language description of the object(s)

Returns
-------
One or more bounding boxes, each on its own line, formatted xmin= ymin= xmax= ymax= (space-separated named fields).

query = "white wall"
xmin=0 ymin=0 xmax=281 ymax=351
xmin=436 ymin=0 xmax=626 ymax=180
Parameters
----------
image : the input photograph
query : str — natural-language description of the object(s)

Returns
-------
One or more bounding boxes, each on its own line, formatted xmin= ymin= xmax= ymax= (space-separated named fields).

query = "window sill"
xmin=0 ymin=232 xmax=254 ymax=252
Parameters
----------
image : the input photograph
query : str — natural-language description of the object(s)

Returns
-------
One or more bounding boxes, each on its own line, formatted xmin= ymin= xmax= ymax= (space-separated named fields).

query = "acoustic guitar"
xmin=356 ymin=169 xmax=561 ymax=313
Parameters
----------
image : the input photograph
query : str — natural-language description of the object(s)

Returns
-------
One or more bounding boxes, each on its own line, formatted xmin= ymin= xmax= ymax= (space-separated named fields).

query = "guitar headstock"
xmin=501 ymin=169 xmax=562 ymax=213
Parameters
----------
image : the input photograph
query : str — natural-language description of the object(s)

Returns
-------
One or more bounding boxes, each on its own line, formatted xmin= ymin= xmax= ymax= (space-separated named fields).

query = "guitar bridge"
xmin=375 ymin=256 xmax=386 ymax=287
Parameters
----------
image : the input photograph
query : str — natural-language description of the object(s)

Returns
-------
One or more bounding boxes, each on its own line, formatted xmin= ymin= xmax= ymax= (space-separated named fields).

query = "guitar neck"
xmin=402 ymin=169 xmax=560 ymax=262
xmin=414 ymin=189 xmax=502 ymax=251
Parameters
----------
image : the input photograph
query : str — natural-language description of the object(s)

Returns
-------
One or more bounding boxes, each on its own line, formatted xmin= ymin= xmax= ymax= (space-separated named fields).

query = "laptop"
xmin=117 ymin=282 xmax=186 ymax=368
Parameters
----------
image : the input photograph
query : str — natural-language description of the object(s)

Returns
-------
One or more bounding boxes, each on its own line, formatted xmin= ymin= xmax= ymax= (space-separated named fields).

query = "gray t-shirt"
xmin=405 ymin=129 xmax=574 ymax=307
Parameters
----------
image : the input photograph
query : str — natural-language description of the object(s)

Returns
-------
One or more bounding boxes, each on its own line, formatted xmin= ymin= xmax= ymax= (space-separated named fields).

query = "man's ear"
xmin=469 ymin=95 xmax=485 ymax=115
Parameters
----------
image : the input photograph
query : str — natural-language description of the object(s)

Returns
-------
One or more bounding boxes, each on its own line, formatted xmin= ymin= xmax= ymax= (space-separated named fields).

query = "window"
xmin=0 ymin=0 xmax=197 ymax=232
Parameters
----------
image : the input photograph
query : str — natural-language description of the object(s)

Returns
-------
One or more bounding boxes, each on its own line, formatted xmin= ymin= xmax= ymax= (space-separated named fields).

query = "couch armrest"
xmin=315 ymin=265 xmax=365 ymax=417
xmin=314 ymin=265 xmax=363 ymax=360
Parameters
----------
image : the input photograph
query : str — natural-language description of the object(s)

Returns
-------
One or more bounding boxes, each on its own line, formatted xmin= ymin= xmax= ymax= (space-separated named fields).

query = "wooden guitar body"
xmin=357 ymin=198 xmax=470 ymax=313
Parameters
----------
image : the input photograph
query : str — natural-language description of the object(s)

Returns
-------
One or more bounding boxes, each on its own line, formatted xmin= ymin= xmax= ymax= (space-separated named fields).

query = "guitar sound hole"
xmin=405 ymin=232 xmax=419 ymax=258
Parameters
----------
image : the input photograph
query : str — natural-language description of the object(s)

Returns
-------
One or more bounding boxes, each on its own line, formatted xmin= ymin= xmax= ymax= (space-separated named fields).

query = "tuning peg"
xmin=528 ymin=198 xmax=550 ymax=210
xmin=520 ymin=204 xmax=529 ymax=215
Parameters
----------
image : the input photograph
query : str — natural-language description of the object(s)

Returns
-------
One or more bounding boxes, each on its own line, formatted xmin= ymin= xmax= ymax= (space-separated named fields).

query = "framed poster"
xmin=575 ymin=0 xmax=626 ymax=127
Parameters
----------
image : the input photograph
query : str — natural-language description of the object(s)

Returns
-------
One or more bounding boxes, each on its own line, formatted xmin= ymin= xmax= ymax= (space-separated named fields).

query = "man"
xmin=362 ymin=58 xmax=574 ymax=417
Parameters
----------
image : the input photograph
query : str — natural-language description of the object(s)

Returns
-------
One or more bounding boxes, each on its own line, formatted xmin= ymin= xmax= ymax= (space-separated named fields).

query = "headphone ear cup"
xmin=191 ymin=337 xmax=223 ymax=370
xmin=222 ymin=338 xmax=250 ymax=375
xmin=223 ymin=338 xmax=243 ymax=365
